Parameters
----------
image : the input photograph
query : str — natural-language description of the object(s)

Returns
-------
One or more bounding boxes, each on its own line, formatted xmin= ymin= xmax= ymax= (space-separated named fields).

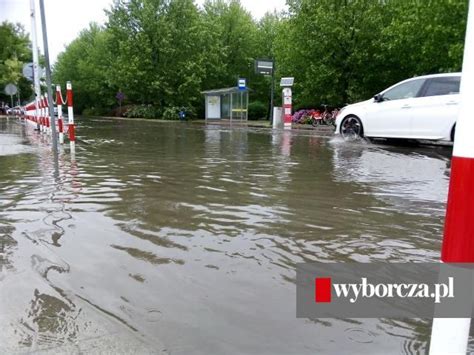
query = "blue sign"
xmin=238 ymin=78 xmax=246 ymax=91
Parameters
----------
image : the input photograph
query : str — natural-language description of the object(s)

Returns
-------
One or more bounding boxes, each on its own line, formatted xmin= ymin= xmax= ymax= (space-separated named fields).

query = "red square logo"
xmin=315 ymin=278 xmax=332 ymax=303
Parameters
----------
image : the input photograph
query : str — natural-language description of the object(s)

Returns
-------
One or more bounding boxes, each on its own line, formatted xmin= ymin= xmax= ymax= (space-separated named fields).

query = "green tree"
xmin=105 ymin=0 xmax=206 ymax=114
xmin=274 ymin=0 xmax=468 ymax=108
xmin=52 ymin=0 xmax=468 ymax=117
xmin=201 ymin=0 xmax=260 ymax=88
xmin=0 ymin=22 xmax=33 ymax=105
xmin=53 ymin=23 xmax=116 ymax=114
xmin=276 ymin=0 xmax=390 ymax=107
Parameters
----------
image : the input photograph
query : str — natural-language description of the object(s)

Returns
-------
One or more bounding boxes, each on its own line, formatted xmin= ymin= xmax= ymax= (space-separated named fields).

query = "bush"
xmin=125 ymin=104 xmax=161 ymax=119
xmin=82 ymin=107 xmax=109 ymax=117
xmin=162 ymin=106 xmax=197 ymax=120
xmin=162 ymin=106 xmax=181 ymax=120
xmin=248 ymin=101 xmax=267 ymax=120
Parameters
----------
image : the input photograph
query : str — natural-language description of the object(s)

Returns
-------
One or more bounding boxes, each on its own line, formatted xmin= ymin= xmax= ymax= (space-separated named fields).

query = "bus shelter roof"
xmin=201 ymin=87 xmax=250 ymax=95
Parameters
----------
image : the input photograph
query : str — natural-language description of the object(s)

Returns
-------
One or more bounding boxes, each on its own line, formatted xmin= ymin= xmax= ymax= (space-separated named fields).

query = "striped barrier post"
xmin=39 ymin=95 xmax=45 ymax=133
xmin=429 ymin=1 xmax=474 ymax=354
xmin=25 ymin=102 xmax=36 ymax=126
xmin=56 ymin=85 xmax=64 ymax=144
xmin=42 ymin=94 xmax=47 ymax=133
xmin=35 ymin=97 xmax=39 ymax=129
xmin=44 ymin=93 xmax=50 ymax=135
xmin=37 ymin=97 xmax=41 ymax=130
xmin=66 ymin=81 xmax=76 ymax=151
xmin=38 ymin=97 xmax=42 ymax=130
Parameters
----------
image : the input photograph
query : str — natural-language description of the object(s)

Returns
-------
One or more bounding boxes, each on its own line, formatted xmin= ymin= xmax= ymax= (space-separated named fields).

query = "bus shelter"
xmin=202 ymin=87 xmax=249 ymax=121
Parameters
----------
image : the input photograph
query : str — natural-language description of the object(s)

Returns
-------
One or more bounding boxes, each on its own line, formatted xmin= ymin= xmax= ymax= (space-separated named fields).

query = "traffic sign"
xmin=5 ymin=83 xmax=18 ymax=96
xmin=280 ymin=77 xmax=295 ymax=87
xmin=238 ymin=78 xmax=246 ymax=91
xmin=255 ymin=59 xmax=274 ymax=75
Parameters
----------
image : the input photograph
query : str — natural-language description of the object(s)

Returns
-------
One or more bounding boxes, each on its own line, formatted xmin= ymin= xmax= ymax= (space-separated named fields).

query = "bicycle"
xmin=310 ymin=109 xmax=323 ymax=126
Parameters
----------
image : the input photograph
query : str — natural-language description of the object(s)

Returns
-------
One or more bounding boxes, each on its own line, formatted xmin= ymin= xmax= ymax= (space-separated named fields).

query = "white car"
xmin=335 ymin=73 xmax=461 ymax=141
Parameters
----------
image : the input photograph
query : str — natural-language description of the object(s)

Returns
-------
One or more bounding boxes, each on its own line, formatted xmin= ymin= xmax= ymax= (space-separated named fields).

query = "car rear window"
xmin=422 ymin=77 xmax=460 ymax=97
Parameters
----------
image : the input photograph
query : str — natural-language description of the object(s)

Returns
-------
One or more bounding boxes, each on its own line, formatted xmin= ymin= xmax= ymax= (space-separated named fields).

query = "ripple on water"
xmin=0 ymin=119 xmax=457 ymax=354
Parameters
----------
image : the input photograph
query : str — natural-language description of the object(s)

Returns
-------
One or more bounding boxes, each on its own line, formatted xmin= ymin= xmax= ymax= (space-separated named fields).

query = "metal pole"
xmin=270 ymin=66 xmax=275 ymax=124
xmin=30 ymin=0 xmax=41 ymax=130
xmin=39 ymin=0 xmax=58 ymax=152
xmin=240 ymin=91 xmax=243 ymax=121
xmin=246 ymin=91 xmax=249 ymax=121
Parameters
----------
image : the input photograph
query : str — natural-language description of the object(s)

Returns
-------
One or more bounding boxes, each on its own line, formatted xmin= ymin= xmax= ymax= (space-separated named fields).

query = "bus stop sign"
xmin=238 ymin=78 xmax=246 ymax=91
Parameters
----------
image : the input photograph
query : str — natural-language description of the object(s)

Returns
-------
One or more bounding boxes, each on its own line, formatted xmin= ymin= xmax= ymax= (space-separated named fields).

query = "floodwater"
xmin=0 ymin=117 xmax=466 ymax=354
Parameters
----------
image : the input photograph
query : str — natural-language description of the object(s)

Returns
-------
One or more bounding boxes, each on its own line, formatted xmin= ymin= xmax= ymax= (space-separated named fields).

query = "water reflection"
xmin=0 ymin=118 xmax=459 ymax=354
xmin=17 ymin=288 xmax=79 ymax=349
xmin=0 ymin=225 xmax=17 ymax=274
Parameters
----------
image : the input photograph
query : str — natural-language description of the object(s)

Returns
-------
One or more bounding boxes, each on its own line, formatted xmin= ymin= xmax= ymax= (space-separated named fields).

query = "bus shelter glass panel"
xmin=221 ymin=94 xmax=230 ymax=119
xmin=230 ymin=91 xmax=248 ymax=121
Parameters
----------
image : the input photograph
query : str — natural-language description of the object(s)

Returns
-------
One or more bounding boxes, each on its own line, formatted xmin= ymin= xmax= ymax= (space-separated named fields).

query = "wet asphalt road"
xmin=0 ymin=117 xmax=468 ymax=354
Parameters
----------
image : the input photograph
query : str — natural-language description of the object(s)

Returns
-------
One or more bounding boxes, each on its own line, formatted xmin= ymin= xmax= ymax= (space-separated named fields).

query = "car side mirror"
xmin=374 ymin=94 xmax=383 ymax=103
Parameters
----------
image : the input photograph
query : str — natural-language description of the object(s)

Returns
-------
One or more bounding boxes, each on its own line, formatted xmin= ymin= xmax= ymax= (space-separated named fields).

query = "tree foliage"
xmin=279 ymin=0 xmax=468 ymax=108
xmin=52 ymin=0 xmax=468 ymax=116
xmin=0 ymin=21 xmax=33 ymax=106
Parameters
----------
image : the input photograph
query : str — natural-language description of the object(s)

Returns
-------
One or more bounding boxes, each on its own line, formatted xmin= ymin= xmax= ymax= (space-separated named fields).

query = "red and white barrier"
xmin=39 ymin=95 xmax=45 ymax=132
xmin=35 ymin=96 xmax=39 ymax=129
xmin=45 ymin=93 xmax=51 ymax=134
xmin=56 ymin=84 xmax=64 ymax=144
xmin=66 ymin=81 xmax=76 ymax=150
xmin=42 ymin=94 xmax=48 ymax=133
xmin=21 ymin=81 xmax=75 ymax=151
xmin=25 ymin=101 xmax=37 ymax=125
xmin=430 ymin=1 xmax=474 ymax=354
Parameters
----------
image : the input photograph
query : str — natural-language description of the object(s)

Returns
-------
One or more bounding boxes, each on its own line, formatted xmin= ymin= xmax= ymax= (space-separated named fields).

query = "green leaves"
xmin=0 ymin=22 xmax=33 ymax=103
xmin=274 ymin=0 xmax=468 ymax=108
xmin=51 ymin=0 xmax=468 ymax=116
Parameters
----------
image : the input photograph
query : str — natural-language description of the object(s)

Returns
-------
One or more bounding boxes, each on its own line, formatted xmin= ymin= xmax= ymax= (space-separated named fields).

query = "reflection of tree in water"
xmin=380 ymin=318 xmax=430 ymax=353
xmin=18 ymin=288 xmax=80 ymax=349
xmin=0 ymin=225 xmax=17 ymax=273
xmin=15 ymin=255 xmax=79 ymax=350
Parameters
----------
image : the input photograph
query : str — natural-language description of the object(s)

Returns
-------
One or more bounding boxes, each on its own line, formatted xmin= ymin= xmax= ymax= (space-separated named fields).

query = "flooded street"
xmin=0 ymin=117 xmax=459 ymax=354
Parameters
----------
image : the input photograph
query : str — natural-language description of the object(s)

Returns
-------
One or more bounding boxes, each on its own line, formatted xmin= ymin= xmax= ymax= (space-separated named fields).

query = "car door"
xmin=409 ymin=76 xmax=461 ymax=139
xmin=363 ymin=78 xmax=426 ymax=138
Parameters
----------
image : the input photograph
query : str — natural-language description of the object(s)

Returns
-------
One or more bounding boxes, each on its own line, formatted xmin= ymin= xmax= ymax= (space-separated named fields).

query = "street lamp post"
xmin=39 ymin=0 xmax=58 ymax=153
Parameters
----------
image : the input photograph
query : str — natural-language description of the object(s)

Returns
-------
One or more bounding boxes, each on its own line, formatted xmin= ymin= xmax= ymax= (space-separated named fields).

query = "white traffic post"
xmin=66 ymin=81 xmax=76 ymax=152
xmin=429 ymin=1 xmax=474 ymax=354
xmin=283 ymin=87 xmax=292 ymax=130
xmin=56 ymin=85 xmax=64 ymax=144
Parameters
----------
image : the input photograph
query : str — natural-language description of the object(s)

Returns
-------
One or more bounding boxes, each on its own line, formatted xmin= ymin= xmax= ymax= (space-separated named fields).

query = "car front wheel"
xmin=340 ymin=115 xmax=364 ymax=139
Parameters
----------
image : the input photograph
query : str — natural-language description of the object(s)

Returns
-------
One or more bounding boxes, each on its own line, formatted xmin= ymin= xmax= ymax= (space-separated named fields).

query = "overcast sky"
xmin=1 ymin=0 xmax=287 ymax=64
